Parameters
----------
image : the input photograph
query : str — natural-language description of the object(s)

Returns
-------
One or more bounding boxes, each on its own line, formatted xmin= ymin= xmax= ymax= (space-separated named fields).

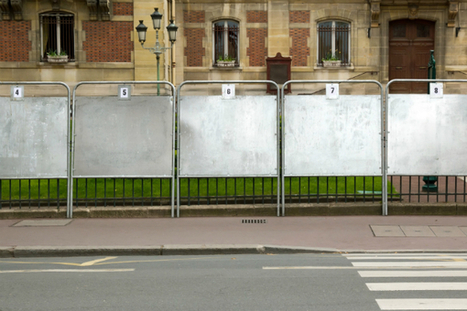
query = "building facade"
xmin=0 ymin=0 xmax=466 ymax=94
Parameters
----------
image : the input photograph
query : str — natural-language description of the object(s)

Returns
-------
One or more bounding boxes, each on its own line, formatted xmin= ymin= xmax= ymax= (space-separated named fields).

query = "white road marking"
xmin=352 ymin=261 xmax=467 ymax=268
xmin=367 ymin=282 xmax=467 ymax=291
xmin=0 ymin=269 xmax=134 ymax=273
xmin=376 ymin=299 xmax=467 ymax=310
xmin=359 ymin=270 xmax=467 ymax=277
xmin=345 ymin=256 xmax=467 ymax=260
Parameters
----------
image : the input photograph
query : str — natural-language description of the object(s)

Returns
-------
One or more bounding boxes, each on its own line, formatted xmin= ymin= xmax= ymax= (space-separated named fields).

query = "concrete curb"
xmin=2 ymin=203 xmax=467 ymax=219
xmin=2 ymin=245 xmax=467 ymax=258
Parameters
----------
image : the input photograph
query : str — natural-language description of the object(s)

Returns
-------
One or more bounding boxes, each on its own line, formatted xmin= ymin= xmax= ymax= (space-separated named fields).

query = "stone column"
xmin=268 ymin=0 xmax=290 ymax=57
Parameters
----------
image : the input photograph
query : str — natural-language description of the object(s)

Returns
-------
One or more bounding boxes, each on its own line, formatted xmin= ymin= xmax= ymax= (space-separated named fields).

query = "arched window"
xmin=213 ymin=20 xmax=239 ymax=66
xmin=40 ymin=12 xmax=75 ymax=61
xmin=317 ymin=21 xmax=350 ymax=66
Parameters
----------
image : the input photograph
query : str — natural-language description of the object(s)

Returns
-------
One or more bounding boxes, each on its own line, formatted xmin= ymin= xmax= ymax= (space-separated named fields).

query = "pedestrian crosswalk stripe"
xmin=345 ymin=255 xmax=467 ymax=260
xmin=367 ymin=282 xmax=467 ymax=291
xmin=376 ymin=298 xmax=467 ymax=310
xmin=352 ymin=261 xmax=467 ymax=268
xmin=359 ymin=270 xmax=467 ymax=277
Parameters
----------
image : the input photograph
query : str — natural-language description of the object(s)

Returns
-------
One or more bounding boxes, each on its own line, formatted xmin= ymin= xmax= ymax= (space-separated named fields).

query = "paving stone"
xmin=430 ymin=226 xmax=467 ymax=237
xmin=400 ymin=225 xmax=436 ymax=237
xmin=13 ymin=219 xmax=73 ymax=227
xmin=370 ymin=225 xmax=405 ymax=237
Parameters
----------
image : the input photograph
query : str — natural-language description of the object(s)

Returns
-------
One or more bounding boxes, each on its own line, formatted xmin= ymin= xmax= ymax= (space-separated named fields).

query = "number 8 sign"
xmin=430 ymin=83 xmax=443 ymax=98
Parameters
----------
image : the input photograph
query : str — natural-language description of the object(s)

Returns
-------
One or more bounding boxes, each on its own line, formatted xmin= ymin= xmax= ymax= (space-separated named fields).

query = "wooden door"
xmin=389 ymin=19 xmax=435 ymax=93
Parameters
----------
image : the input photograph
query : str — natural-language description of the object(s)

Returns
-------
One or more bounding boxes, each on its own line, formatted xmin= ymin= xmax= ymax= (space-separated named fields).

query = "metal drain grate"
xmin=242 ymin=219 xmax=267 ymax=224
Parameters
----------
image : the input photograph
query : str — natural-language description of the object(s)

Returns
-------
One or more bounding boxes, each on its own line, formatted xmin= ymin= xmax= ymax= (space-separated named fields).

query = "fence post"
xmin=423 ymin=50 xmax=438 ymax=192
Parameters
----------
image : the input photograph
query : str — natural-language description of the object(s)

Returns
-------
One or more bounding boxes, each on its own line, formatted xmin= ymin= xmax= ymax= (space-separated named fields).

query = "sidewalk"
xmin=1 ymin=216 xmax=467 ymax=257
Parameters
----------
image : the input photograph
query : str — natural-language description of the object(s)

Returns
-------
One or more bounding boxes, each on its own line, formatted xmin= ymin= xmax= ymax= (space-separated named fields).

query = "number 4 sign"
xmin=430 ymin=83 xmax=443 ymax=98
xmin=326 ymin=84 xmax=339 ymax=99
xmin=11 ymin=85 xmax=24 ymax=101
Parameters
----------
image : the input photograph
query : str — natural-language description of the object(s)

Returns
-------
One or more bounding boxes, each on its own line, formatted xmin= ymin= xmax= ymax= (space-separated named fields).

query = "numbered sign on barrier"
xmin=430 ymin=83 xmax=443 ymax=98
xmin=118 ymin=85 xmax=131 ymax=100
xmin=326 ymin=84 xmax=339 ymax=99
xmin=222 ymin=84 xmax=235 ymax=99
xmin=11 ymin=85 xmax=24 ymax=101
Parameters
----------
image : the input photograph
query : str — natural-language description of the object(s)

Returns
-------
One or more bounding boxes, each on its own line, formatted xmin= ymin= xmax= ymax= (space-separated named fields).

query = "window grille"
xmin=40 ymin=13 xmax=75 ymax=61
xmin=213 ymin=20 xmax=239 ymax=66
xmin=318 ymin=21 xmax=350 ymax=66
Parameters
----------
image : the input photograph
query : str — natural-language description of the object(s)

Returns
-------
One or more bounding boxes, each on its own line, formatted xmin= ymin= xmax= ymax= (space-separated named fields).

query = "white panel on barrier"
xmin=284 ymin=95 xmax=382 ymax=176
xmin=179 ymin=96 xmax=277 ymax=177
xmin=388 ymin=94 xmax=467 ymax=175
xmin=0 ymin=97 xmax=68 ymax=178
xmin=73 ymin=96 xmax=173 ymax=177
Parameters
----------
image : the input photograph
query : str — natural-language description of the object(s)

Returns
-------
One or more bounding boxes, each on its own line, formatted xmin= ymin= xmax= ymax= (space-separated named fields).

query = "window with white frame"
xmin=40 ymin=12 xmax=75 ymax=61
xmin=213 ymin=20 xmax=239 ymax=66
xmin=317 ymin=21 xmax=350 ymax=66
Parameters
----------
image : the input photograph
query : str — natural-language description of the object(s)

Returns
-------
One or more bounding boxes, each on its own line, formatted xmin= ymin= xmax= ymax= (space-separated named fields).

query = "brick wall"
xmin=184 ymin=11 xmax=205 ymax=23
xmin=0 ymin=21 xmax=31 ymax=62
xmin=184 ymin=28 xmax=205 ymax=66
xmin=247 ymin=28 xmax=267 ymax=67
xmin=83 ymin=21 xmax=133 ymax=62
xmin=246 ymin=11 xmax=267 ymax=23
xmin=290 ymin=28 xmax=309 ymax=66
xmin=113 ymin=2 xmax=133 ymax=15
xmin=289 ymin=11 xmax=310 ymax=23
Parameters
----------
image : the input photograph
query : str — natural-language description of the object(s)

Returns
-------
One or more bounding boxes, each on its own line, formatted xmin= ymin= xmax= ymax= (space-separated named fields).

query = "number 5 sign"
xmin=118 ymin=85 xmax=131 ymax=100
xmin=326 ymin=84 xmax=339 ymax=99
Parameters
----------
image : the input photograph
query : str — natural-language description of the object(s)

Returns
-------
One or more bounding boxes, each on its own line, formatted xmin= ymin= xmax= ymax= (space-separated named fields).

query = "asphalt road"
xmin=1 ymin=253 xmax=467 ymax=311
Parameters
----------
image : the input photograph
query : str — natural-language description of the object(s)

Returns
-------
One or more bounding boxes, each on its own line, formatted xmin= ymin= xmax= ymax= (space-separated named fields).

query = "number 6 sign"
xmin=222 ymin=84 xmax=235 ymax=99
xmin=326 ymin=84 xmax=339 ymax=99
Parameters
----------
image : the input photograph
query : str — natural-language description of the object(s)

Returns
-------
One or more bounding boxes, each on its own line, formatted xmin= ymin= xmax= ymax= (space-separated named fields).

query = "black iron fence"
xmin=3 ymin=175 xmax=466 ymax=209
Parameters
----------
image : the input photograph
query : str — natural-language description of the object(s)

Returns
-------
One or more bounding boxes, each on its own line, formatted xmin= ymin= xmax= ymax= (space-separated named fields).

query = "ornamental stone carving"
xmin=0 ymin=0 xmax=11 ymax=21
xmin=447 ymin=1 xmax=459 ymax=27
xmin=10 ymin=0 xmax=22 ymax=20
xmin=370 ymin=1 xmax=380 ymax=28
xmin=408 ymin=4 xmax=419 ymax=20
xmin=99 ymin=0 xmax=112 ymax=21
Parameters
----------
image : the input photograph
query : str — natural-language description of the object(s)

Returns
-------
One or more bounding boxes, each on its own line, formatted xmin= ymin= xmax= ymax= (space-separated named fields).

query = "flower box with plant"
xmin=321 ymin=50 xmax=342 ymax=67
xmin=216 ymin=55 xmax=236 ymax=67
xmin=47 ymin=50 xmax=68 ymax=63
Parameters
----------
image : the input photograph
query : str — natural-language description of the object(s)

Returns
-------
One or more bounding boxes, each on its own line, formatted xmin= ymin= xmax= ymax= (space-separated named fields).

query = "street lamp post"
xmin=136 ymin=8 xmax=178 ymax=95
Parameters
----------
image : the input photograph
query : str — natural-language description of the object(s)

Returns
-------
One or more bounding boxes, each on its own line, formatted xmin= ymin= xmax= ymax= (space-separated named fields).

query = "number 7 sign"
xmin=326 ymin=84 xmax=339 ymax=99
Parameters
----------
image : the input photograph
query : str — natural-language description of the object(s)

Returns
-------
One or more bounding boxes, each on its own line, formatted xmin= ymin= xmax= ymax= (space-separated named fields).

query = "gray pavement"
xmin=1 ymin=215 xmax=467 ymax=257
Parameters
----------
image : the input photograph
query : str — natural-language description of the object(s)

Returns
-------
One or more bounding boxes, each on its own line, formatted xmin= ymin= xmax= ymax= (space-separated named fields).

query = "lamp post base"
xmin=422 ymin=176 xmax=438 ymax=192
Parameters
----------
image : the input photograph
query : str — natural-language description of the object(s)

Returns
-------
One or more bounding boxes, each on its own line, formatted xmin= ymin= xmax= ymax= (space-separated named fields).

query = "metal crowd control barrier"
xmin=281 ymin=80 xmax=385 ymax=216
xmin=177 ymin=80 xmax=281 ymax=217
xmin=0 ymin=82 xmax=71 ymax=216
xmin=71 ymin=81 xmax=176 ymax=218
xmin=385 ymin=79 xmax=467 ymax=212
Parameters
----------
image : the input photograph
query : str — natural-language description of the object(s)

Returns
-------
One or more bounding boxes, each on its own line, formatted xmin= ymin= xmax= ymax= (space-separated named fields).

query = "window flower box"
xmin=322 ymin=60 xmax=341 ymax=67
xmin=47 ymin=55 xmax=69 ymax=63
xmin=216 ymin=60 xmax=236 ymax=67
